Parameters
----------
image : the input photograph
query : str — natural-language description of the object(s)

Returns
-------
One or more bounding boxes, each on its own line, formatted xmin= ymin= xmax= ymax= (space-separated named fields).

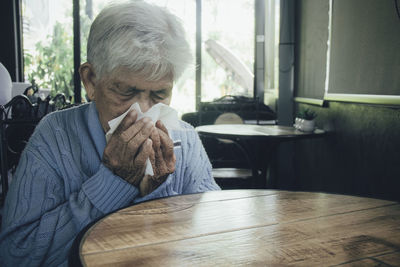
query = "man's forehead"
xmin=110 ymin=75 xmax=173 ymax=91
xmin=110 ymin=67 xmax=173 ymax=82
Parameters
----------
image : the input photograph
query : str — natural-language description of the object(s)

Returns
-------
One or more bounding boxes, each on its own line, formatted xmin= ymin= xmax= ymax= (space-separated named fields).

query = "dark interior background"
xmin=280 ymin=0 xmax=400 ymax=201
xmin=1 ymin=0 xmax=399 ymax=201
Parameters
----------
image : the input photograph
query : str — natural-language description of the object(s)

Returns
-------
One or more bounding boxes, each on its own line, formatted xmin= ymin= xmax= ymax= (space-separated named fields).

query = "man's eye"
xmin=119 ymin=89 xmax=141 ymax=97
xmin=121 ymin=91 xmax=139 ymax=97
xmin=152 ymin=92 xmax=166 ymax=100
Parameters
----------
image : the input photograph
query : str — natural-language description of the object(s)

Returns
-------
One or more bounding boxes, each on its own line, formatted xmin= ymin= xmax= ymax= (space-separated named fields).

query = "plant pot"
xmin=294 ymin=117 xmax=302 ymax=129
xmin=299 ymin=119 xmax=315 ymax=132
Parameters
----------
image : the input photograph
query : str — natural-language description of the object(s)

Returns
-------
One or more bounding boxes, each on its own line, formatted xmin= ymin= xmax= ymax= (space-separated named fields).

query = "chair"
xmin=203 ymin=112 xmax=255 ymax=189
xmin=182 ymin=96 xmax=277 ymax=189
xmin=181 ymin=95 xmax=277 ymax=128
xmin=0 ymin=62 xmax=12 ymax=106
xmin=0 ymin=93 xmax=76 ymax=205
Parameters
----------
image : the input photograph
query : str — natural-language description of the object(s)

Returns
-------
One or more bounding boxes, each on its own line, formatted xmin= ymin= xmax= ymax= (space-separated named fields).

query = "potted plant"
xmin=294 ymin=108 xmax=317 ymax=132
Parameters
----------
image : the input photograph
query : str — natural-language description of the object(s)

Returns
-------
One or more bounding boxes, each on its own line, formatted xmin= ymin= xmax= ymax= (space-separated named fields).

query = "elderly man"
xmin=0 ymin=1 xmax=220 ymax=266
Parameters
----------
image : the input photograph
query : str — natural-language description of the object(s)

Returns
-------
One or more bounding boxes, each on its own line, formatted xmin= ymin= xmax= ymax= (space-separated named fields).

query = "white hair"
xmin=87 ymin=0 xmax=192 ymax=82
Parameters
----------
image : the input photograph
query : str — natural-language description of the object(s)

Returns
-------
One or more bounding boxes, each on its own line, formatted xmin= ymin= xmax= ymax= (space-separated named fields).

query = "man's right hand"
xmin=102 ymin=110 xmax=154 ymax=186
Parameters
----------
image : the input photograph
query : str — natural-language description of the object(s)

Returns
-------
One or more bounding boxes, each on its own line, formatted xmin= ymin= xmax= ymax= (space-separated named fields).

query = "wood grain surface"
xmin=196 ymin=125 xmax=325 ymax=140
xmin=79 ymin=190 xmax=400 ymax=266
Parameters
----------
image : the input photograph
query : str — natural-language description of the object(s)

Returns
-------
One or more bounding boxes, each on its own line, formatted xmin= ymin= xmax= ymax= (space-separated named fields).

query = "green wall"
xmin=286 ymin=0 xmax=400 ymax=201
xmin=286 ymin=102 xmax=400 ymax=201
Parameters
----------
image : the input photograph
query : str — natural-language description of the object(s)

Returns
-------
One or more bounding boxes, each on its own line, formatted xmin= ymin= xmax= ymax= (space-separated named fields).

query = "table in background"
xmin=72 ymin=190 xmax=400 ymax=266
xmin=196 ymin=124 xmax=326 ymax=188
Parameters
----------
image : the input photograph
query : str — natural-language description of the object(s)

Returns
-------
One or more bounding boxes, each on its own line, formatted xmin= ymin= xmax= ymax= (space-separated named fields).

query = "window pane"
xmin=263 ymin=0 xmax=280 ymax=110
xmin=81 ymin=0 xmax=196 ymax=116
xmin=202 ymin=0 xmax=255 ymax=102
xmin=22 ymin=0 xmax=74 ymax=99
xmin=146 ymin=0 xmax=196 ymax=116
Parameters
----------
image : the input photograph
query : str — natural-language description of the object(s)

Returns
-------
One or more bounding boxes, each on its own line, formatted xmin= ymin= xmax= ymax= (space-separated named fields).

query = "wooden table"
xmin=196 ymin=124 xmax=325 ymax=140
xmin=196 ymin=125 xmax=326 ymax=188
xmin=71 ymin=190 xmax=400 ymax=266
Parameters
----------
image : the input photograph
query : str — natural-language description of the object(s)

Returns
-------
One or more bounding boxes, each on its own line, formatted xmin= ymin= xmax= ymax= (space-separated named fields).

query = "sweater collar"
xmin=87 ymin=102 xmax=106 ymax=158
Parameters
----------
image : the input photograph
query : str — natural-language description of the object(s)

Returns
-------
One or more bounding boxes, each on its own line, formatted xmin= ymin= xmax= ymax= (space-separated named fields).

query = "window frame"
xmin=18 ymin=0 xmax=270 ymax=110
xmin=196 ymin=0 xmax=266 ymax=110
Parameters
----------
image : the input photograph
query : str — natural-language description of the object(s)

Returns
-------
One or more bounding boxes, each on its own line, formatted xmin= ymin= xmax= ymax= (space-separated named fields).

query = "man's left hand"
xmin=139 ymin=120 xmax=176 ymax=196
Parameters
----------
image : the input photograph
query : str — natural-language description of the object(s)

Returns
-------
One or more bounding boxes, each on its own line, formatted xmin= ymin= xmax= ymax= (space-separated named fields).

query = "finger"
xmin=103 ymin=138 xmax=127 ymax=170
xmin=119 ymin=117 xmax=153 ymax=144
xmin=139 ymin=175 xmax=151 ymax=196
xmin=154 ymin=122 xmax=175 ymax=174
xmin=149 ymin=129 xmax=167 ymax=169
xmin=114 ymin=110 xmax=138 ymax=135
xmin=158 ymin=128 xmax=174 ymax=160
xmin=155 ymin=121 xmax=173 ymax=158
xmin=126 ymin=165 xmax=146 ymax=186
xmin=157 ymin=129 xmax=175 ymax=173
xmin=153 ymin=151 xmax=175 ymax=178
xmin=132 ymin=139 xmax=153 ymax=174
xmin=150 ymin=127 xmax=161 ymax=150
xmin=153 ymin=143 xmax=166 ymax=175
xmin=149 ymin=142 xmax=156 ymax=167
xmin=125 ymin=121 xmax=154 ymax=157
xmin=156 ymin=120 xmax=168 ymax=135
xmin=153 ymin=174 xmax=169 ymax=184
xmin=139 ymin=174 xmax=158 ymax=197
xmin=131 ymin=139 xmax=152 ymax=185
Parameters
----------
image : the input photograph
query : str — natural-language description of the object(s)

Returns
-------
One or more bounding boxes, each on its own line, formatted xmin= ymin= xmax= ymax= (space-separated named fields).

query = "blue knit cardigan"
xmin=0 ymin=102 xmax=220 ymax=266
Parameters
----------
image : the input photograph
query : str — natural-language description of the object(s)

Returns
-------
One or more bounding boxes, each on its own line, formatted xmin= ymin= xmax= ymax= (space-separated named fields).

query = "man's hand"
xmin=102 ymin=110 xmax=154 ymax=186
xmin=139 ymin=120 xmax=176 ymax=196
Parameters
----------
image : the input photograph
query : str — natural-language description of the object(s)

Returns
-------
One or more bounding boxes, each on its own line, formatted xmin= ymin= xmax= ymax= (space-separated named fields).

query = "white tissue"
xmin=105 ymin=102 xmax=181 ymax=176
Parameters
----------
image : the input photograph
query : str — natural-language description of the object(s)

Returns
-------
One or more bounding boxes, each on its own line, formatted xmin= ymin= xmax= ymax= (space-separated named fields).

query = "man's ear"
xmin=79 ymin=62 xmax=97 ymax=101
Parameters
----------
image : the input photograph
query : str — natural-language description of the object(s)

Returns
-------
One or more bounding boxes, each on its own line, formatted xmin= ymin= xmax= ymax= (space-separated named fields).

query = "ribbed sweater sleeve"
xmin=82 ymin=164 xmax=139 ymax=213
xmin=133 ymin=122 xmax=220 ymax=203
xmin=0 ymin=104 xmax=219 ymax=266
xmin=0 ymin=111 xmax=139 ymax=267
xmin=180 ymin=125 xmax=221 ymax=193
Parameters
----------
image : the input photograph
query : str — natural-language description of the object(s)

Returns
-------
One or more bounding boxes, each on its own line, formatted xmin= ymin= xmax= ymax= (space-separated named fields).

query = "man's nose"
xmin=139 ymin=99 xmax=153 ymax=113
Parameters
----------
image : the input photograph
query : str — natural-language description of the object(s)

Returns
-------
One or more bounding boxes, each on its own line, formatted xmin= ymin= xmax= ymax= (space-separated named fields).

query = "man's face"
xmin=89 ymin=67 xmax=173 ymax=132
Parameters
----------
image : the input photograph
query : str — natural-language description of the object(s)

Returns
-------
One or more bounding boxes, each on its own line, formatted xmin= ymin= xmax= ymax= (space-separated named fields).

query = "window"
xmin=21 ymin=0 xmax=280 ymax=116
xmin=264 ymin=0 xmax=280 ymax=110
xmin=201 ymin=0 xmax=255 ymax=102
xmin=79 ymin=0 xmax=196 ymax=116
xmin=22 ymin=0 xmax=74 ymax=99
